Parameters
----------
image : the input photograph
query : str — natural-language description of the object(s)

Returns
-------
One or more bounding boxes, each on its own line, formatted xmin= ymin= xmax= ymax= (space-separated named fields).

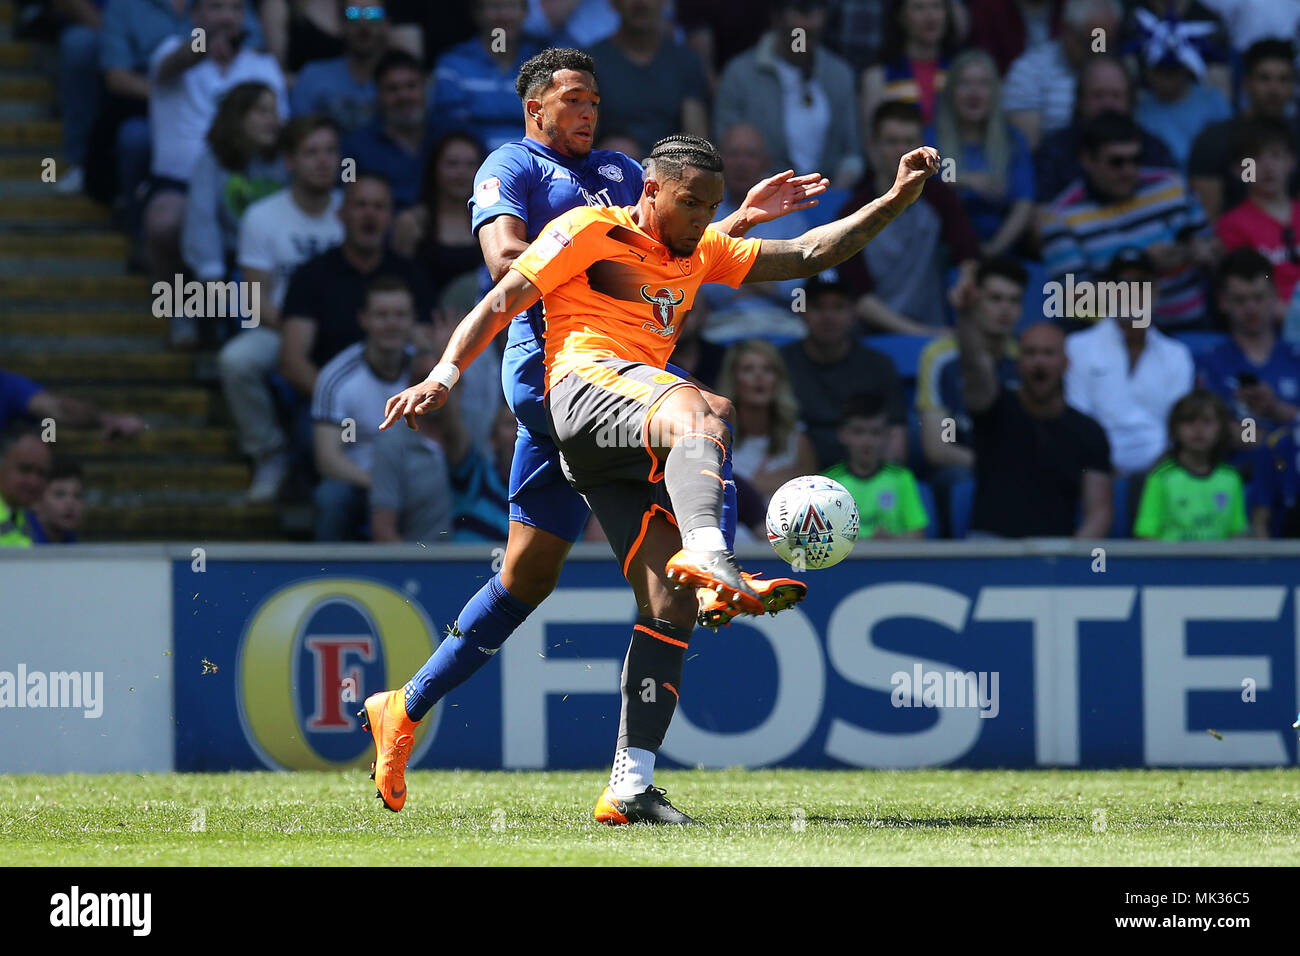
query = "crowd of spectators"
xmin=10 ymin=0 xmax=1300 ymax=546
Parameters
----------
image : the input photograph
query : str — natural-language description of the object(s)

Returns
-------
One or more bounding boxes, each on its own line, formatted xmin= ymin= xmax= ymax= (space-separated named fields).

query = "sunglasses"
xmin=345 ymin=5 xmax=386 ymax=20
xmin=1103 ymin=152 xmax=1141 ymax=169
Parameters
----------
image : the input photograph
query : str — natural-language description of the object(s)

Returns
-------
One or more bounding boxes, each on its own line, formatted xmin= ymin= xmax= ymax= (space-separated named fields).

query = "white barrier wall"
xmin=0 ymin=554 xmax=172 ymax=772
xmin=4 ymin=542 xmax=1300 ymax=772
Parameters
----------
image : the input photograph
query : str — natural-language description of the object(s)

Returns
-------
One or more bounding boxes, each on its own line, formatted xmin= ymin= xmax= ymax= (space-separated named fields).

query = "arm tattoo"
xmin=743 ymin=190 xmax=910 ymax=284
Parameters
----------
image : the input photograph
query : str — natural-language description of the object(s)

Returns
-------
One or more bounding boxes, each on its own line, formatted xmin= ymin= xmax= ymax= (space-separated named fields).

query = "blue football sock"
xmin=721 ymin=418 xmax=738 ymax=551
xmin=403 ymin=574 xmax=534 ymax=721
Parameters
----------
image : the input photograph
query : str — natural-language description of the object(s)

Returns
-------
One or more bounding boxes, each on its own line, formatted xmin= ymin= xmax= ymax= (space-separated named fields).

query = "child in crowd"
xmin=824 ymin=393 xmax=929 ymax=539
xmin=29 ymin=459 xmax=84 ymax=544
xmin=1134 ymin=390 xmax=1247 ymax=540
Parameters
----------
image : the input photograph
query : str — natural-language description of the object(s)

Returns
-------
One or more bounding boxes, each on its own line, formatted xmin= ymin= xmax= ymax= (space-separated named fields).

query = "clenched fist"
xmin=893 ymin=147 xmax=942 ymax=205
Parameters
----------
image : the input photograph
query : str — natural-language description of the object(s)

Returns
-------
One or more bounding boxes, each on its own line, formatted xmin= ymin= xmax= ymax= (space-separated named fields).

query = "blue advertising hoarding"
xmin=172 ymin=544 xmax=1300 ymax=771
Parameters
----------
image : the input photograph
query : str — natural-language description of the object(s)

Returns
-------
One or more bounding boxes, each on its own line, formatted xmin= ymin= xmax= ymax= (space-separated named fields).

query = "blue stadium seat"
xmin=949 ymin=478 xmax=974 ymax=539
xmin=1172 ymin=331 xmax=1229 ymax=360
xmin=765 ymin=333 xmax=803 ymax=348
xmin=1017 ymin=259 xmax=1049 ymax=333
xmin=863 ymin=333 xmax=934 ymax=381
xmin=917 ymin=480 xmax=939 ymax=539
xmin=1110 ymin=474 xmax=1130 ymax=538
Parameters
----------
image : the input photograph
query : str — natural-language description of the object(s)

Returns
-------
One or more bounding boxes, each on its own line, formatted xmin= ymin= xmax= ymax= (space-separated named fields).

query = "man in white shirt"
xmin=1065 ymin=256 xmax=1195 ymax=475
xmin=143 ymin=0 xmax=287 ymax=280
xmin=311 ymin=276 xmax=415 ymax=540
xmin=218 ymin=115 xmax=345 ymax=503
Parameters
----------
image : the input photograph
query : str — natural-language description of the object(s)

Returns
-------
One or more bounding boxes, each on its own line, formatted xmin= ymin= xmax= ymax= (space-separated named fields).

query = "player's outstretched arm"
xmin=741 ymin=147 xmax=940 ymax=282
xmin=716 ymin=169 xmax=830 ymax=237
xmin=379 ymin=270 xmax=541 ymax=430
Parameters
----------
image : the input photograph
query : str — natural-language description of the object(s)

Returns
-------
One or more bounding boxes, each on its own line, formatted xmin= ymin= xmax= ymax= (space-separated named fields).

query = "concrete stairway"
xmin=0 ymin=4 xmax=286 ymax=540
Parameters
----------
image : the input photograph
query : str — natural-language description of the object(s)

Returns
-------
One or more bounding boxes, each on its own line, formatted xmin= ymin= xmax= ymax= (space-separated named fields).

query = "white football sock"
xmin=609 ymin=746 xmax=656 ymax=798
xmin=681 ymin=527 xmax=726 ymax=552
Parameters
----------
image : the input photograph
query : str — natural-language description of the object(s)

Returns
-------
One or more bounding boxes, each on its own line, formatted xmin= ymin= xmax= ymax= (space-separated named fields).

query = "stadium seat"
xmin=1017 ymin=259 xmax=1049 ymax=333
xmin=1172 ymin=331 xmax=1229 ymax=360
xmin=1110 ymin=474 xmax=1131 ymax=538
xmin=949 ymin=478 xmax=974 ymax=539
xmin=764 ymin=332 xmax=803 ymax=348
xmin=863 ymin=333 xmax=933 ymax=381
xmin=917 ymin=480 xmax=939 ymax=539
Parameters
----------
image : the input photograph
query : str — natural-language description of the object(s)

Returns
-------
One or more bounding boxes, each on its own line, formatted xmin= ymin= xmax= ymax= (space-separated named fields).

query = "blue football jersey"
xmin=1197 ymin=338 xmax=1300 ymax=433
xmin=468 ymin=137 xmax=644 ymax=349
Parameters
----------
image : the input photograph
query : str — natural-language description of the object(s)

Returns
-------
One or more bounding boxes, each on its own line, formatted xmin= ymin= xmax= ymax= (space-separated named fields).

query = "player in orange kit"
xmin=378 ymin=134 xmax=940 ymax=823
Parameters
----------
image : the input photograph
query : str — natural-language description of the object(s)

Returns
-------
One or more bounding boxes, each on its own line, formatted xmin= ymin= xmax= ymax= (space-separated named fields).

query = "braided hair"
xmin=643 ymin=134 xmax=723 ymax=182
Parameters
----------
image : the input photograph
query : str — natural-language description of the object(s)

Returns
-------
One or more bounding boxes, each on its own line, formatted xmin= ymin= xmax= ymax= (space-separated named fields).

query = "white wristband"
xmin=430 ymin=362 xmax=460 ymax=389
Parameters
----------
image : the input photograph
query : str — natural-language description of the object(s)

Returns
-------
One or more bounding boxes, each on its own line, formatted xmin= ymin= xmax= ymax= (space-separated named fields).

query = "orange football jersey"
xmin=509 ymin=204 xmax=762 ymax=390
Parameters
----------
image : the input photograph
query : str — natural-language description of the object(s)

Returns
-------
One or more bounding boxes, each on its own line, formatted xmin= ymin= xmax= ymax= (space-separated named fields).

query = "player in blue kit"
xmin=361 ymin=48 xmax=828 ymax=812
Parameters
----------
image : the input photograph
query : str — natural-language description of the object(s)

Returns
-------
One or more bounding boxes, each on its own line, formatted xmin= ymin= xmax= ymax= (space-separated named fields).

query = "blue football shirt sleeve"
xmin=470 ymin=146 xmax=533 ymax=234
xmin=0 ymin=369 xmax=42 ymax=425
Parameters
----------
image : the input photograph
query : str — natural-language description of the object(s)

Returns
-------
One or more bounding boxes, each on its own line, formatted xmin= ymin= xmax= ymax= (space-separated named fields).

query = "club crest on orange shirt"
xmin=640 ymin=285 xmax=684 ymax=336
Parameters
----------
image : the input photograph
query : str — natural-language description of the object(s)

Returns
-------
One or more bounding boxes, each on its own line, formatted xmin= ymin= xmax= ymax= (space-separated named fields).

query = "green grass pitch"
xmin=2 ymin=769 xmax=1296 ymax=866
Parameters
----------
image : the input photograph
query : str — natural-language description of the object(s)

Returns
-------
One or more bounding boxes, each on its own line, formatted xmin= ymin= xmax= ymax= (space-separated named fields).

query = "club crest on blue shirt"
xmin=598 ymin=163 xmax=624 ymax=182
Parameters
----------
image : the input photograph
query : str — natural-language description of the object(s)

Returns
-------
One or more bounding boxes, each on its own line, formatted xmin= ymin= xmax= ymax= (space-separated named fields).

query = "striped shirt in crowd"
xmin=1040 ymin=168 xmax=1210 ymax=328
xmin=1002 ymin=41 xmax=1077 ymax=136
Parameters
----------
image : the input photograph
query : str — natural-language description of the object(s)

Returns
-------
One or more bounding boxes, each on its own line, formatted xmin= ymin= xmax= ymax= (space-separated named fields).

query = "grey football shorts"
xmin=546 ymin=357 xmax=699 ymax=574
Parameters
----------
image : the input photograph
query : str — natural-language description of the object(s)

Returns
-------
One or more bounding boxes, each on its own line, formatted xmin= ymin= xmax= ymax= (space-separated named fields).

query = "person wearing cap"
xmin=1063 ymin=248 xmax=1195 ymax=476
xmin=779 ymin=269 xmax=907 ymax=469
xmin=1131 ymin=6 xmax=1230 ymax=167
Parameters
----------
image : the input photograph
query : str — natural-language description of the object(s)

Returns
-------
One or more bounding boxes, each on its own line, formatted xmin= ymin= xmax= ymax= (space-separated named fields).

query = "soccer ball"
xmin=765 ymin=476 xmax=860 ymax=570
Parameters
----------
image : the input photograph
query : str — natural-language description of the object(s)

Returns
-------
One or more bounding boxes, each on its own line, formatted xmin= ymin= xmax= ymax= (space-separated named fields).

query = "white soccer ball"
xmin=765 ymin=476 xmax=860 ymax=570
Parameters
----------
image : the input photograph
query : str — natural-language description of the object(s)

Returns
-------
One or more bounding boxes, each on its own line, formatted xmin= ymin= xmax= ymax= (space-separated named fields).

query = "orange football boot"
xmin=594 ymin=785 xmax=697 ymax=825
xmin=593 ymin=786 xmax=631 ymax=824
xmin=360 ymin=689 xmax=416 ymax=812
xmin=665 ymin=548 xmax=764 ymax=617
xmin=697 ymin=572 xmax=808 ymax=629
